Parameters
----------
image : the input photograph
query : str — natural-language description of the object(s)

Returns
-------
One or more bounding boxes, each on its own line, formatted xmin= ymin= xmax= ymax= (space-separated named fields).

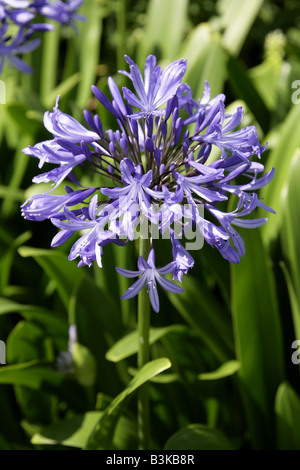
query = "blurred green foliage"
xmin=1 ymin=0 xmax=300 ymax=450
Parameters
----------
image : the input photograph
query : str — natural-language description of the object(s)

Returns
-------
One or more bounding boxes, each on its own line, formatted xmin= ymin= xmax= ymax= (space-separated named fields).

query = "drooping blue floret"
xmin=116 ymin=249 xmax=183 ymax=313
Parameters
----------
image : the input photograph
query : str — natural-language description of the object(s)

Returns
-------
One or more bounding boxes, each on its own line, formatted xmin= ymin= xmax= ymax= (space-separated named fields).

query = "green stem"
xmin=40 ymin=21 xmax=60 ymax=106
xmin=116 ymin=0 xmax=126 ymax=72
xmin=137 ymin=236 xmax=151 ymax=450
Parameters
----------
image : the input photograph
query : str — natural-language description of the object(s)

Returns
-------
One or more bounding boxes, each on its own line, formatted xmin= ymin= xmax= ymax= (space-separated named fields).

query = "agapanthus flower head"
xmin=21 ymin=54 xmax=275 ymax=312
xmin=0 ymin=0 xmax=84 ymax=74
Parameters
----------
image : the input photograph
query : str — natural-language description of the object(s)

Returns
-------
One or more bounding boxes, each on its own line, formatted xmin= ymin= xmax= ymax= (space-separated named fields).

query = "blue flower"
xmin=22 ymin=55 xmax=275 ymax=312
xmin=170 ymin=230 xmax=194 ymax=283
xmin=0 ymin=0 xmax=84 ymax=75
xmin=121 ymin=55 xmax=187 ymax=118
xmin=21 ymin=187 xmax=95 ymax=221
xmin=191 ymin=102 xmax=267 ymax=162
xmin=116 ymin=249 xmax=183 ymax=313
xmin=0 ymin=23 xmax=40 ymax=74
xmin=23 ymin=139 xmax=82 ymax=169
xmin=43 ymin=96 xmax=100 ymax=143
xmin=101 ymin=158 xmax=164 ymax=230
xmin=35 ymin=0 xmax=85 ymax=31
xmin=50 ymin=195 xmax=122 ymax=268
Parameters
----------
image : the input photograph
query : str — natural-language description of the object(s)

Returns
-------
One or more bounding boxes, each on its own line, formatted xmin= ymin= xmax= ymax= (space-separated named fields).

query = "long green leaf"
xmin=249 ymin=58 xmax=284 ymax=112
xmin=280 ymin=149 xmax=300 ymax=339
xmin=84 ymin=358 xmax=171 ymax=450
xmin=260 ymin=109 xmax=300 ymax=244
xmin=198 ymin=360 xmax=240 ymax=381
xmin=44 ymin=72 xmax=81 ymax=110
xmin=231 ymin=228 xmax=285 ymax=449
xmin=1 ymin=135 xmax=34 ymax=218
xmin=275 ymin=382 xmax=300 ymax=450
xmin=0 ymin=361 xmax=63 ymax=389
xmin=5 ymin=104 xmax=40 ymax=135
xmin=76 ymin=0 xmax=103 ymax=108
xmin=167 ymin=276 xmax=234 ymax=362
xmin=137 ymin=0 xmax=189 ymax=64
xmin=0 ymin=185 xmax=25 ymax=201
xmin=280 ymin=262 xmax=300 ymax=344
xmin=227 ymin=56 xmax=270 ymax=134
xmin=106 ymin=325 xmax=185 ymax=362
xmin=0 ymin=231 xmax=32 ymax=294
xmin=6 ymin=321 xmax=58 ymax=423
xmin=18 ymin=247 xmax=86 ymax=311
xmin=0 ymin=297 xmax=67 ymax=348
xmin=179 ymin=23 xmax=227 ymax=99
xmin=69 ymin=276 xmax=125 ymax=393
xmin=31 ymin=412 xmax=137 ymax=449
xmin=218 ymin=0 xmax=264 ymax=56
xmin=40 ymin=21 xmax=60 ymax=105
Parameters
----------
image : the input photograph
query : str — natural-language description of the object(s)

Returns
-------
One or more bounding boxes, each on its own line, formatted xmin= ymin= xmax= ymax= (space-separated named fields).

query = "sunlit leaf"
xmin=40 ymin=21 xmax=60 ymax=105
xmin=45 ymin=73 xmax=81 ymax=110
xmin=165 ymin=424 xmax=237 ymax=450
xmin=198 ymin=360 xmax=240 ymax=381
xmin=31 ymin=411 xmax=137 ymax=449
xmin=261 ymin=110 xmax=300 ymax=244
xmin=106 ymin=325 xmax=185 ymax=362
xmin=137 ymin=0 xmax=189 ymax=64
xmin=76 ymin=0 xmax=104 ymax=108
xmin=180 ymin=24 xmax=227 ymax=98
xmin=218 ymin=0 xmax=264 ymax=56
xmin=84 ymin=358 xmax=171 ymax=450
